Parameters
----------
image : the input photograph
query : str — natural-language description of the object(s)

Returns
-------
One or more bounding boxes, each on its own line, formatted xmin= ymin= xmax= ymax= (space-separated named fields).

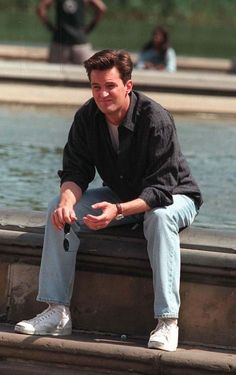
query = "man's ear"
xmin=126 ymin=80 xmax=133 ymax=94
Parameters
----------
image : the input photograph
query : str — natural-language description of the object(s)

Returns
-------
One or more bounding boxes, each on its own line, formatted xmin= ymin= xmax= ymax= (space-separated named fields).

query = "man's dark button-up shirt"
xmin=59 ymin=91 xmax=203 ymax=209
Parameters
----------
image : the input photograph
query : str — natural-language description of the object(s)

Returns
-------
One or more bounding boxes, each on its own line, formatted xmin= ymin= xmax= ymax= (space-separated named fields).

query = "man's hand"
xmin=51 ymin=181 xmax=82 ymax=230
xmin=83 ymin=201 xmax=117 ymax=230
xmin=52 ymin=205 xmax=77 ymax=231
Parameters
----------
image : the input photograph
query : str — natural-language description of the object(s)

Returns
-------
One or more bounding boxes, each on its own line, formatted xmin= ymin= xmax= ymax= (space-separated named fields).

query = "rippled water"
xmin=0 ymin=105 xmax=235 ymax=230
xmin=177 ymin=116 xmax=236 ymax=230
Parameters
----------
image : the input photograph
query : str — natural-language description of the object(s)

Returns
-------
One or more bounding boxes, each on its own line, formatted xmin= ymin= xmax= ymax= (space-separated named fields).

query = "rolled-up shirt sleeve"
xmin=139 ymin=120 xmax=180 ymax=208
xmin=58 ymin=111 xmax=96 ymax=192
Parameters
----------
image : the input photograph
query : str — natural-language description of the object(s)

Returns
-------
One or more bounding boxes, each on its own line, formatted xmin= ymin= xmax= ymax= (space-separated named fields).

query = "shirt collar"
xmin=120 ymin=91 xmax=137 ymax=132
xmin=94 ymin=92 xmax=137 ymax=132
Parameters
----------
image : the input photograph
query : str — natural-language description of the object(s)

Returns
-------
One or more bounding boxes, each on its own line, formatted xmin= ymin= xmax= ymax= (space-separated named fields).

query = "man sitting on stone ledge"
xmin=15 ymin=49 xmax=202 ymax=352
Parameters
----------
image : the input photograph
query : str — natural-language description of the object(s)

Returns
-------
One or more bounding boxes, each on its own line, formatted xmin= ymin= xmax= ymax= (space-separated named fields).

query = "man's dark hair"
xmin=84 ymin=49 xmax=133 ymax=84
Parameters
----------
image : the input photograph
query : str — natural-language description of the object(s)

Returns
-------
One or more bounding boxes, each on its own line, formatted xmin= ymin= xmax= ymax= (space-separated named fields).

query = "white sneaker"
xmin=14 ymin=304 xmax=72 ymax=336
xmin=148 ymin=318 xmax=178 ymax=352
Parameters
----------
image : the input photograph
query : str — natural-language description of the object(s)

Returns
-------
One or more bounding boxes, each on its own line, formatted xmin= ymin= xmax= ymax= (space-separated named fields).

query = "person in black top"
xmin=37 ymin=0 xmax=106 ymax=64
xmin=15 ymin=49 xmax=202 ymax=352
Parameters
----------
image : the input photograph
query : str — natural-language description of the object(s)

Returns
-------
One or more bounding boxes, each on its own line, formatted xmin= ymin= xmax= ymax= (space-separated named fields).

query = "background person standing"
xmin=37 ymin=0 xmax=107 ymax=64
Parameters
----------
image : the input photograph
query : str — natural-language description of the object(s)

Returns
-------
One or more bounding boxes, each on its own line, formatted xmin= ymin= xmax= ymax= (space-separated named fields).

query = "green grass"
xmin=170 ymin=25 xmax=236 ymax=58
xmin=90 ymin=20 xmax=236 ymax=59
xmin=0 ymin=2 xmax=236 ymax=59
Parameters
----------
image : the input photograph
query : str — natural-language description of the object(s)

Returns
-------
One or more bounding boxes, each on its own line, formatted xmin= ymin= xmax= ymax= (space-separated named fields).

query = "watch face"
xmin=116 ymin=214 xmax=124 ymax=220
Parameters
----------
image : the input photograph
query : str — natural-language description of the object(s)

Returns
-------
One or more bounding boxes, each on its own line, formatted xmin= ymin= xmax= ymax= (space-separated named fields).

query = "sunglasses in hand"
xmin=63 ymin=223 xmax=71 ymax=252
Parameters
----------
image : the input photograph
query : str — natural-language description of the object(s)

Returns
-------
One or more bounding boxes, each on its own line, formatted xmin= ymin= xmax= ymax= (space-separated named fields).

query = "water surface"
xmin=0 ymin=105 xmax=235 ymax=230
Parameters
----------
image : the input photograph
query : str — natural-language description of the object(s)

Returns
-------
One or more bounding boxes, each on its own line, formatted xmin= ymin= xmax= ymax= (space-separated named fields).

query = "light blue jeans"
xmin=37 ymin=187 xmax=198 ymax=319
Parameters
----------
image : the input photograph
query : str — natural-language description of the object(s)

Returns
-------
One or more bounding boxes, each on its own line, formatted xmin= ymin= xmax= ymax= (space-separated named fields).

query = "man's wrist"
xmin=115 ymin=203 xmax=124 ymax=220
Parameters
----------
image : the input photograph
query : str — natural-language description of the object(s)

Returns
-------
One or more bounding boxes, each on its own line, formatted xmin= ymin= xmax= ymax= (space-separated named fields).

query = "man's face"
xmin=90 ymin=67 xmax=133 ymax=119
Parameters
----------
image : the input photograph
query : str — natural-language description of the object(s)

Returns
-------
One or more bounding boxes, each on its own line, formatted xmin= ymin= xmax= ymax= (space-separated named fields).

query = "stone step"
xmin=1 ymin=81 xmax=236 ymax=117
xmin=0 ymin=208 xmax=235 ymax=351
xmin=1 ymin=59 xmax=236 ymax=116
xmin=0 ymin=324 xmax=235 ymax=375
xmin=0 ymin=44 xmax=235 ymax=74
xmin=0 ymin=59 xmax=236 ymax=96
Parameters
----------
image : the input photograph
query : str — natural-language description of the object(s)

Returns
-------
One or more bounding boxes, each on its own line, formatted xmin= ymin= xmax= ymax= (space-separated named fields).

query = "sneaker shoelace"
xmin=151 ymin=320 xmax=173 ymax=338
xmin=25 ymin=306 xmax=61 ymax=324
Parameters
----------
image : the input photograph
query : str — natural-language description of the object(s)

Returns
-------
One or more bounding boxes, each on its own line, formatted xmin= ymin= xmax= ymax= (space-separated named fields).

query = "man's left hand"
xmin=83 ymin=201 xmax=117 ymax=230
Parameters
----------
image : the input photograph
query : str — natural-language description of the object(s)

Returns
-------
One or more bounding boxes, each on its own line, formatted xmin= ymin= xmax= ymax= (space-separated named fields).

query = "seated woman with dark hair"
xmin=136 ymin=26 xmax=176 ymax=72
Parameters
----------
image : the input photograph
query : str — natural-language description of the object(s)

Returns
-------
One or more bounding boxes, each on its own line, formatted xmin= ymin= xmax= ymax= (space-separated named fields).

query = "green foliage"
xmin=107 ymin=0 xmax=236 ymax=27
xmin=0 ymin=0 xmax=36 ymax=10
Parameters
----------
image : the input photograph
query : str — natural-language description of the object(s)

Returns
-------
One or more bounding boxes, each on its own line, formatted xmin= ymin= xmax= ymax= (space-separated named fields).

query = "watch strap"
xmin=115 ymin=203 xmax=124 ymax=220
xmin=115 ymin=203 xmax=122 ymax=215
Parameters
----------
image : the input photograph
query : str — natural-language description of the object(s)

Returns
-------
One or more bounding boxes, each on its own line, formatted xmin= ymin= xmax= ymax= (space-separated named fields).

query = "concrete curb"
xmin=0 ymin=325 xmax=235 ymax=375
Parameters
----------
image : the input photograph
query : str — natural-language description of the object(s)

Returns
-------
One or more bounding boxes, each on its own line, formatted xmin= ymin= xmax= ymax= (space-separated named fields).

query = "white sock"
xmin=49 ymin=303 xmax=69 ymax=312
xmin=159 ymin=318 xmax=178 ymax=326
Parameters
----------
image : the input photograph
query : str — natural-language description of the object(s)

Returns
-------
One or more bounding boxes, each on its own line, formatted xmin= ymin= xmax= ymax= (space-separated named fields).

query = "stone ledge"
xmin=0 ymin=44 xmax=235 ymax=73
xmin=0 ymin=209 xmax=235 ymax=348
xmin=0 ymin=227 xmax=235 ymax=283
xmin=1 ymin=81 xmax=236 ymax=116
xmin=0 ymin=208 xmax=236 ymax=252
xmin=0 ymin=324 xmax=235 ymax=375
xmin=1 ymin=60 xmax=236 ymax=97
xmin=0 ymin=208 xmax=235 ymax=286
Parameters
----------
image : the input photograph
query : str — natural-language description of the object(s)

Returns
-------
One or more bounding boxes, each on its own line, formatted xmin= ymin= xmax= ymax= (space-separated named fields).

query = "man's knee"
xmin=145 ymin=207 xmax=178 ymax=232
xmin=47 ymin=196 xmax=60 ymax=213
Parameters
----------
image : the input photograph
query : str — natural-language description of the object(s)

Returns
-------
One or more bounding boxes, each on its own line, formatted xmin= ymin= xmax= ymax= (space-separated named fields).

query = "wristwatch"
xmin=115 ymin=203 xmax=124 ymax=220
